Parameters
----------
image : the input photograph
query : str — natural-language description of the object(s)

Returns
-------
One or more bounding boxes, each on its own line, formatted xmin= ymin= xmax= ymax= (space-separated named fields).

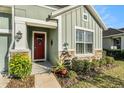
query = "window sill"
xmin=75 ymin=53 xmax=94 ymax=57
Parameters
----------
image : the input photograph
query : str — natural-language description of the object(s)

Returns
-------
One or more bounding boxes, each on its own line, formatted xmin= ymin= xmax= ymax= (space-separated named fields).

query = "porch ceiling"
xmin=15 ymin=16 xmax=57 ymax=29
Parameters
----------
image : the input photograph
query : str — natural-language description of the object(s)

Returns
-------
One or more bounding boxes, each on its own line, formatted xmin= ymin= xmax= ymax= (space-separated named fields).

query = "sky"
xmin=94 ymin=5 xmax=124 ymax=29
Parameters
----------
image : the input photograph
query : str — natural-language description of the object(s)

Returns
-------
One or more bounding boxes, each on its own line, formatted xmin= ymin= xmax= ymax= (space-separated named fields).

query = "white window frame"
xmin=75 ymin=26 xmax=95 ymax=57
xmin=82 ymin=12 xmax=88 ymax=22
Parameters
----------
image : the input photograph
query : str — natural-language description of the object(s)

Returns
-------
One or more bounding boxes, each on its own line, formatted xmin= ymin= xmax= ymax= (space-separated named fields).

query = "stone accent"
xmin=95 ymin=50 xmax=103 ymax=59
xmin=10 ymin=49 xmax=30 ymax=59
xmin=59 ymin=49 xmax=103 ymax=61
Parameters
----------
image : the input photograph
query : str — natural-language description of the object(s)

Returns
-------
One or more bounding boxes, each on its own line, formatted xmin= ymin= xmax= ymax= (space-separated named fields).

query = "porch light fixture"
xmin=63 ymin=42 xmax=69 ymax=52
xmin=15 ymin=30 xmax=22 ymax=42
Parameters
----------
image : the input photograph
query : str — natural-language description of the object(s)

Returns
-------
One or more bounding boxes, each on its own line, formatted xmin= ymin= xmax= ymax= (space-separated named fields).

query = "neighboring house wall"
xmin=121 ymin=36 xmax=124 ymax=50
xmin=103 ymin=38 xmax=113 ymax=49
xmin=60 ymin=5 xmax=103 ymax=59
xmin=103 ymin=35 xmax=124 ymax=50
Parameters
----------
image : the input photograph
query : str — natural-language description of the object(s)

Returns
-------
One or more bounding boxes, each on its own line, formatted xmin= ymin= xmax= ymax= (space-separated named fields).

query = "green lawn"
xmin=70 ymin=61 xmax=124 ymax=88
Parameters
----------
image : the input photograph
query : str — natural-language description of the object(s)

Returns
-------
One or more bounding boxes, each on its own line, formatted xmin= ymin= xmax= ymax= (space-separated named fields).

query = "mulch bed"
xmin=57 ymin=77 xmax=78 ymax=88
xmin=55 ymin=63 xmax=118 ymax=88
xmin=6 ymin=75 xmax=35 ymax=88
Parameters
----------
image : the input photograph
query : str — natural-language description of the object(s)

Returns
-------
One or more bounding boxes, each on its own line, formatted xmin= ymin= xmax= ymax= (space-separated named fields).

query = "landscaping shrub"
xmin=99 ymin=58 xmax=107 ymax=67
xmin=83 ymin=60 xmax=91 ymax=73
xmin=104 ymin=49 xmax=124 ymax=59
xmin=90 ymin=60 xmax=99 ymax=70
xmin=51 ymin=59 xmax=68 ymax=77
xmin=72 ymin=59 xmax=85 ymax=72
xmin=105 ymin=56 xmax=115 ymax=64
xmin=67 ymin=70 xmax=77 ymax=79
xmin=72 ymin=59 xmax=92 ymax=74
xmin=9 ymin=53 xmax=32 ymax=79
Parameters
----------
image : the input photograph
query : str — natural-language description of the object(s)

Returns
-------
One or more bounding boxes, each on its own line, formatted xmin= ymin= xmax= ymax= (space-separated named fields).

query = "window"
xmin=83 ymin=13 xmax=88 ymax=21
xmin=113 ymin=38 xmax=121 ymax=49
xmin=76 ymin=28 xmax=93 ymax=54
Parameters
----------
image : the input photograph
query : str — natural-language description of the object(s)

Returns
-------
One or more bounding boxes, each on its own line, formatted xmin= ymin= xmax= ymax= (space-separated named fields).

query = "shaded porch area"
xmin=32 ymin=61 xmax=52 ymax=74
xmin=27 ymin=26 xmax=58 ymax=74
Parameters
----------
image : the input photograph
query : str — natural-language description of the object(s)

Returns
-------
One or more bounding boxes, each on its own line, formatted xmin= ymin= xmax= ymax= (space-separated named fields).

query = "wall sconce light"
xmin=15 ymin=30 xmax=22 ymax=42
xmin=63 ymin=42 xmax=69 ymax=52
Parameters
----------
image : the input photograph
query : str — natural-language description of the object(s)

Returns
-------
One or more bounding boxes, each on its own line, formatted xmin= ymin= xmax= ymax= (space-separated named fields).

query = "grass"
xmin=70 ymin=60 xmax=124 ymax=88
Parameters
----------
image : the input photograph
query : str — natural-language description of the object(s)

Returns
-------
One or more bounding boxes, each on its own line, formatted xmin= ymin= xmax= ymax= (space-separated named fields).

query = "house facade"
xmin=103 ymin=28 xmax=124 ymax=50
xmin=0 ymin=5 xmax=107 ymax=73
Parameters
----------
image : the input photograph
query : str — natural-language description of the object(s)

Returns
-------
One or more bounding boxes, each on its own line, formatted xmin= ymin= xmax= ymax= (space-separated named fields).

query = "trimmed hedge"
xmin=9 ymin=53 xmax=32 ymax=79
xmin=104 ymin=49 xmax=124 ymax=59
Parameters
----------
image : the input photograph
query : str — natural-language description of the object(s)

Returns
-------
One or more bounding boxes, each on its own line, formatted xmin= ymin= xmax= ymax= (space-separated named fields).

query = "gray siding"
xmin=0 ymin=13 xmax=12 ymax=30
xmin=61 ymin=6 xmax=103 ymax=50
xmin=103 ymin=38 xmax=113 ymax=49
xmin=0 ymin=35 xmax=11 ymax=72
xmin=15 ymin=5 xmax=54 ymax=21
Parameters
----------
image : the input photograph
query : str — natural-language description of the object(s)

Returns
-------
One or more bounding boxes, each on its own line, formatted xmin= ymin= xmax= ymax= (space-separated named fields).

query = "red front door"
xmin=34 ymin=32 xmax=46 ymax=61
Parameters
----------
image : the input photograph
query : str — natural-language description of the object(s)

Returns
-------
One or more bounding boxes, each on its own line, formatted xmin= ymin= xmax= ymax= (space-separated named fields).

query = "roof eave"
xmin=85 ymin=5 xmax=107 ymax=30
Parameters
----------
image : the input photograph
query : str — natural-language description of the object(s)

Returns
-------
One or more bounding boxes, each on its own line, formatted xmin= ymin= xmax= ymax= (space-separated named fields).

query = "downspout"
xmin=8 ymin=5 xmax=15 ymax=58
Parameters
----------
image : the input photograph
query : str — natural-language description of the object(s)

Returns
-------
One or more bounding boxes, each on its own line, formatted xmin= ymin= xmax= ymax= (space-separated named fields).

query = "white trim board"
xmin=32 ymin=31 xmax=47 ymax=62
xmin=0 ymin=29 xmax=10 ymax=33
xmin=55 ymin=15 xmax=62 ymax=52
xmin=15 ymin=16 xmax=57 ymax=29
xmin=37 ymin=5 xmax=58 ymax=11
xmin=0 ymin=29 xmax=11 ymax=34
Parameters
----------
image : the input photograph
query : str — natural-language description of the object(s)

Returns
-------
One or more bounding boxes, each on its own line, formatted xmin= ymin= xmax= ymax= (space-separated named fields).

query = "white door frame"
xmin=32 ymin=31 xmax=47 ymax=61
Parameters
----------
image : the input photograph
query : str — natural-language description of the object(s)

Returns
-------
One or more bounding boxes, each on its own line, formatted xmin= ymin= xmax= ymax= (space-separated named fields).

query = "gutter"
xmin=103 ymin=33 xmax=124 ymax=38
xmin=85 ymin=5 xmax=107 ymax=30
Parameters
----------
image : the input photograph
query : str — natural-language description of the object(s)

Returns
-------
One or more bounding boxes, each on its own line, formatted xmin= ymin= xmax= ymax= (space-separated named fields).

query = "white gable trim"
xmin=37 ymin=5 xmax=57 ymax=11
xmin=85 ymin=5 xmax=107 ymax=30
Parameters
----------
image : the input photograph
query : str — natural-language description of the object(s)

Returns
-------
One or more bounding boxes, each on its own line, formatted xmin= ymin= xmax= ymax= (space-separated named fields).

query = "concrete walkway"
xmin=32 ymin=61 xmax=61 ymax=88
xmin=32 ymin=61 xmax=52 ymax=74
xmin=0 ymin=74 xmax=10 ymax=88
xmin=35 ymin=73 xmax=61 ymax=88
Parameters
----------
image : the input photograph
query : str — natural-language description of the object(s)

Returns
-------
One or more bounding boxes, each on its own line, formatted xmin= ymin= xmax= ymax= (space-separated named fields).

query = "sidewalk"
xmin=0 ymin=74 xmax=10 ymax=88
xmin=35 ymin=73 xmax=61 ymax=88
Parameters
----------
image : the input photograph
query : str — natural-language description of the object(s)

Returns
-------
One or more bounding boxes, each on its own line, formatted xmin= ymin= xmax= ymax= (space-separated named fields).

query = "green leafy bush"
xmin=67 ymin=70 xmax=77 ymax=79
xmin=104 ymin=49 xmax=124 ymax=59
xmin=72 ymin=59 xmax=85 ymax=72
xmin=72 ymin=59 xmax=91 ymax=74
xmin=91 ymin=60 xmax=99 ymax=70
xmin=106 ymin=56 xmax=115 ymax=64
xmin=99 ymin=58 xmax=107 ymax=67
xmin=9 ymin=53 xmax=32 ymax=79
xmin=83 ymin=60 xmax=91 ymax=73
